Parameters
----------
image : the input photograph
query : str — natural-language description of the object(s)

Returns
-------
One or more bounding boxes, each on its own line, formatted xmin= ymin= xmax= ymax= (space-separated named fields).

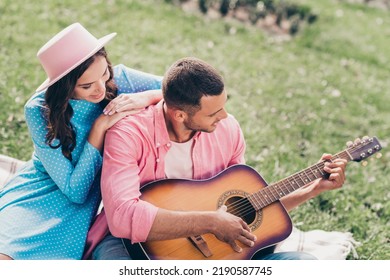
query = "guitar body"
xmin=126 ymin=164 xmax=293 ymax=260
xmin=123 ymin=136 xmax=383 ymax=260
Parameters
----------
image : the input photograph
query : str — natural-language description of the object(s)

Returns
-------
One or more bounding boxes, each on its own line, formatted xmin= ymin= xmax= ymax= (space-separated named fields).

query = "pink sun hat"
xmin=36 ymin=22 xmax=116 ymax=92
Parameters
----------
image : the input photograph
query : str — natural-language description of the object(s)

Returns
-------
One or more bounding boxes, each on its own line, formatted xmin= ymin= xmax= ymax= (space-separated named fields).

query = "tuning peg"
xmin=362 ymin=160 xmax=368 ymax=167
xmin=355 ymin=138 xmax=362 ymax=145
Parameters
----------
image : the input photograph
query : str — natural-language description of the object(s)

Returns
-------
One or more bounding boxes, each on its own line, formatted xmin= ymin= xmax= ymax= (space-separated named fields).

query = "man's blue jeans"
xmin=92 ymin=234 xmax=317 ymax=260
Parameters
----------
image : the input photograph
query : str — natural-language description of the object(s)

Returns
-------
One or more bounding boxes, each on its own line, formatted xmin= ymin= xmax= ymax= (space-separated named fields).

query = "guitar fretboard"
xmin=248 ymin=151 xmax=352 ymax=211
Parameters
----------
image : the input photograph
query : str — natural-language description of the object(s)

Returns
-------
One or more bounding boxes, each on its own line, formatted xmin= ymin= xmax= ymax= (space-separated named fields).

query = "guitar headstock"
xmin=347 ymin=136 xmax=382 ymax=163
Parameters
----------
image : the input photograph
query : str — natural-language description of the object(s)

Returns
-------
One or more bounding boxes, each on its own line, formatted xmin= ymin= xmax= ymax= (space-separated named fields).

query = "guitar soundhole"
xmin=217 ymin=190 xmax=262 ymax=231
xmin=226 ymin=196 xmax=256 ymax=225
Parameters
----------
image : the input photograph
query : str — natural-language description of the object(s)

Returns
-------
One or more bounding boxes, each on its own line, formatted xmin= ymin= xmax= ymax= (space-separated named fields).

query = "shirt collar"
xmin=153 ymin=100 xmax=171 ymax=148
xmin=153 ymin=100 xmax=202 ymax=148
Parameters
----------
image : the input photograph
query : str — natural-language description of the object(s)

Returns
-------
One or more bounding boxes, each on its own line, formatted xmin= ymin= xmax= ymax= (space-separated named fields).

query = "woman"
xmin=0 ymin=22 xmax=163 ymax=260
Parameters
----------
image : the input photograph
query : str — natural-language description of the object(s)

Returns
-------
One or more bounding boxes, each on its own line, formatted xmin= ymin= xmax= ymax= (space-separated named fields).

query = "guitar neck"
xmin=248 ymin=150 xmax=352 ymax=211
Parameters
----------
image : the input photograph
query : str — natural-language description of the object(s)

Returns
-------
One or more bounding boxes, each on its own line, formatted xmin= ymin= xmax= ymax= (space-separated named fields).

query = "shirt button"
xmin=156 ymin=143 xmax=161 ymax=147
xmin=167 ymin=143 xmax=171 ymax=147
xmin=156 ymin=158 xmax=160 ymax=163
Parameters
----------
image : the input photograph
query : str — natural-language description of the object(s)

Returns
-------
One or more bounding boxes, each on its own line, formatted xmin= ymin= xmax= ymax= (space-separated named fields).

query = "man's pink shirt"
xmin=84 ymin=100 xmax=246 ymax=257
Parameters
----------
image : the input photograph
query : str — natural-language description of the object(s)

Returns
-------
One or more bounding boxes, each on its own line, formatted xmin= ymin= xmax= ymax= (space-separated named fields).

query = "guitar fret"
xmin=250 ymin=193 xmax=263 ymax=210
xmin=247 ymin=195 xmax=255 ymax=210
xmin=253 ymin=193 xmax=263 ymax=209
xmin=302 ymin=169 xmax=313 ymax=184
xmin=253 ymin=191 xmax=266 ymax=210
xmin=281 ymin=179 xmax=291 ymax=195
xmin=301 ymin=168 xmax=311 ymax=182
xmin=268 ymin=185 xmax=279 ymax=201
xmin=296 ymin=172 xmax=306 ymax=186
xmin=290 ymin=175 xmax=301 ymax=190
xmin=243 ymin=138 xmax=381 ymax=211
xmin=249 ymin=149 xmax=347 ymax=218
xmin=276 ymin=183 xmax=286 ymax=197
xmin=280 ymin=181 xmax=287 ymax=196
xmin=315 ymin=163 xmax=325 ymax=176
xmin=262 ymin=188 xmax=272 ymax=204
xmin=264 ymin=187 xmax=275 ymax=204
xmin=258 ymin=191 xmax=268 ymax=208
xmin=333 ymin=151 xmax=347 ymax=161
xmin=338 ymin=151 xmax=351 ymax=161
xmin=308 ymin=166 xmax=319 ymax=180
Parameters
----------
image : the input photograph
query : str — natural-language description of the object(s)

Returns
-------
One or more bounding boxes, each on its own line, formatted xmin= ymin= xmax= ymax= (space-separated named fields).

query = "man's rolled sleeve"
xmin=101 ymin=120 xmax=158 ymax=242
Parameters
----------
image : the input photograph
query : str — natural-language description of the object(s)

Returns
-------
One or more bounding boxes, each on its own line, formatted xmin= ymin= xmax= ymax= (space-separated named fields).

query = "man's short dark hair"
xmin=162 ymin=57 xmax=224 ymax=114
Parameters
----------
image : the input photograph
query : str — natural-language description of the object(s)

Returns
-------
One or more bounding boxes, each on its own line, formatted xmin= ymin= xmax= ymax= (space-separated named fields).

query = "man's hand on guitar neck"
xmin=310 ymin=153 xmax=347 ymax=197
xmin=306 ymin=137 xmax=371 ymax=199
xmin=280 ymin=153 xmax=348 ymax=212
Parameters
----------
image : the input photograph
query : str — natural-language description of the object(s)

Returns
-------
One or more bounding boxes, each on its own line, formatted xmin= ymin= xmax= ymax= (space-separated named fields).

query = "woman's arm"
xmin=102 ymin=64 xmax=163 ymax=116
xmin=102 ymin=89 xmax=162 ymax=116
xmin=25 ymin=100 xmax=102 ymax=204
xmin=87 ymin=110 xmax=135 ymax=152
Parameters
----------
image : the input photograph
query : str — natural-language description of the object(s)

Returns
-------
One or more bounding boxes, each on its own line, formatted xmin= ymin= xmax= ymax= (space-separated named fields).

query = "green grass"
xmin=0 ymin=0 xmax=388 ymax=259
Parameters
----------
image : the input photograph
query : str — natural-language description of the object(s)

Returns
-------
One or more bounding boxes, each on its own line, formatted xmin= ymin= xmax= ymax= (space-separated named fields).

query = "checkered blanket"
xmin=0 ymin=154 xmax=360 ymax=259
xmin=0 ymin=154 xmax=26 ymax=190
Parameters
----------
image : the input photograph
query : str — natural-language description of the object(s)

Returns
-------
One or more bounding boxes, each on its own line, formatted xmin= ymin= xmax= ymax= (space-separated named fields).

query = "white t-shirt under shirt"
xmin=164 ymin=139 xmax=194 ymax=179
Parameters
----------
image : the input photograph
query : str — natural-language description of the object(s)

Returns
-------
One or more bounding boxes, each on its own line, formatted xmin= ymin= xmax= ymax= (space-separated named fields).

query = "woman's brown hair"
xmin=44 ymin=47 xmax=117 ymax=161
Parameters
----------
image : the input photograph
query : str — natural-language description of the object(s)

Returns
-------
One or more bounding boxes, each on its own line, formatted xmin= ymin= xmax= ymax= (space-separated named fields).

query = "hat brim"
xmin=36 ymin=32 xmax=117 ymax=92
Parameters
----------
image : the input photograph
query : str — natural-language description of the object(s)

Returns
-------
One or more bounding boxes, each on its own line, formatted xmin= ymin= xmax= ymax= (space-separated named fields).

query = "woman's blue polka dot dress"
xmin=0 ymin=65 xmax=162 ymax=259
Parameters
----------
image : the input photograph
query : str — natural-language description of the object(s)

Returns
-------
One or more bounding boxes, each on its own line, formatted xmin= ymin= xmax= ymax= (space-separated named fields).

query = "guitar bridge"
xmin=188 ymin=235 xmax=213 ymax=258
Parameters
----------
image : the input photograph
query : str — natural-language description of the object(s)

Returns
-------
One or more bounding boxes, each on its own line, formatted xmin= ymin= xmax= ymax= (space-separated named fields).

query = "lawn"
xmin=0 ymin=0 xmax=389 ymax=259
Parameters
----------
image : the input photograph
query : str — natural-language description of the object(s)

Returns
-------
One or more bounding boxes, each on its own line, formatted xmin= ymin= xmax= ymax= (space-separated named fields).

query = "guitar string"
xmin=227 ymin=143 xmax=365 ymax=215
xmin=225 ymin=142 xmax=374 ymax=218
xmin=228 ymin=157 xmax=348 ymax=217
xmin=228 ymin=142 xmax=378 ymax=218
xmin=226 ymin=161 xmax=328 ymax=218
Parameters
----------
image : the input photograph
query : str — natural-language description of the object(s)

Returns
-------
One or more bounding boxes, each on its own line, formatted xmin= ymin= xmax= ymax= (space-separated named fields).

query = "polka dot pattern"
xmin=0 ymin=65 xmax=162 ymax=259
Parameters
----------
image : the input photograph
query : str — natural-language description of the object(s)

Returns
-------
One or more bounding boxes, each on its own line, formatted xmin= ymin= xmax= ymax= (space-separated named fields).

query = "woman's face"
xmin=73 ymin=55 xmax=110 ymax=103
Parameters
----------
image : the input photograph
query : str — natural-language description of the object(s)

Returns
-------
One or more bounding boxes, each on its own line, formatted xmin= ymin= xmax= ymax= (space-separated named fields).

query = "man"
xmin=86 ymin=57 xmax=347 ymax=260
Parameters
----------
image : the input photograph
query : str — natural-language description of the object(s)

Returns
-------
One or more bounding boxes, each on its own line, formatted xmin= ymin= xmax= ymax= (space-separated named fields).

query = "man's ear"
xmin=173 ymin=109 xmax=187 ymax=123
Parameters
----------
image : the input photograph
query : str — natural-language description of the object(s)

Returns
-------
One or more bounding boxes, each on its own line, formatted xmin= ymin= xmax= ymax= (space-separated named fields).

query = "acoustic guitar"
xmin=123 ymin=136 xmax=382 ymax=260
